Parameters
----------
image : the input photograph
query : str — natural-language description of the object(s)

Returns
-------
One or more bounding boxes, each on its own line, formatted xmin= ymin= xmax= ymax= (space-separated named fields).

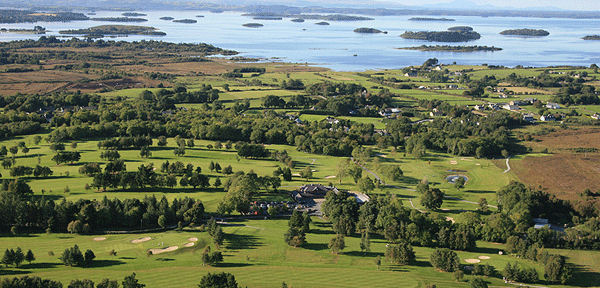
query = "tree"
xmin=421 ymin=188 xmax=444 ymax=210
xmin=140 ymin=146 xmax=151 ymax=158
xmin=209 ymin=161 xmax=215 ymax=172
xmin=122 ymin=273 xmax=145 ymax=288
xmin=174 ymin=147 xmax=185 ymax=157
xmin=357 ymin=176 xmax=375 ymax=193
xmin=165 ymin=175 xmax=177 ymax=188
xmin=68 ymin=279 xmax=95 ymax=288
xmin=198 ymin=272 xmax=239 ymax=288
xmin=544 ymin=255 xmax=572 ymax=284
xmin=9 ymin=146 xmax=19 ymax=157
xmin=214 ymin=163 xmax=221 ymax=173
xmin=385 ymin=165 xmax=404 ymax=181
xmin=454 ymin=270 xmax=464 ymax=282
xmin=347 ymin=164 xmax=363 ymax=183
xmin=157 ymin=136 xmax=168 ymax=147
xmin=300 ymin=166 xmax=313 ymax=181
xmin=79 ymin=163 xmax=101 ymax=176
xmin=336 ymin=159 xmax=349 ymax=183
xmin=470 ymin=277 xmax=488 ymax=288
xmin=25 ymin=249 xmax=35 ymax=264
xmin=214 ymin=177 xmax=222 ymax=188
xmin=430 ymin=248 xmax=459 ymax=272
xmin=158 ymin=215 xmax=167 ymax=229
xmin=478 ymin=198 xmax=488 ymax=212
xmin=385 ymin=241 xmax=415 ymax=265
xmin=97 ymin=279 xmax=120 ymax=288
xmin=60 ymin=245 xmax=85 ymax=267
xmin=237 ymin=143 xmax=270 ymax=159
xmin=213 ymin=226 xmax=224 ymax=249
xmin=13 ymin=247 xmax=24 ymax=267
xmin=454 ymin=177 xmax=465 ymax=190
xmin=223 ymin=165 xmax=233 ymax=175
xmin=49 ymin=142 xmax=65 ymax=152
xmin=285 ymin=210 xmax=307 ymax=247
xmin=201 ymin=246 xmax=223 ymax=266
xmin=328 ymin=234 xmax=345 ymax=254
xmin=360 ymin=231 xmax=371 ymax=253
xmin=2 ymin=249 xmax=14 ymax=267
xmin=67 ymin=220 xmax=83 ymax=234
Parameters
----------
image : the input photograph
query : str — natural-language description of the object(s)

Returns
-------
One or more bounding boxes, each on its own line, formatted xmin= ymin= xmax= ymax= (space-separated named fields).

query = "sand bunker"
xmin=131 ymin=237 xmax=151 ymax=244
xmin=183 ymin=242 xmax=195 ymax=247
xmin=148 ymin=246 xmax=178 ymax=255
xmin=325 ymin=175 xmax=337 ymax=179
xmin=292 ymin=173 xmax=301 ymax=177
xmin=188 ymin=237 xmax=198 ymax=242
xmin=450 ymin=160 xmax=458 ymax=165
xmin=93 ymin=237 xmax=106 ymax=241
xmin=464 ymin=259 xmax=481 ymax=264
xmin=478 ymin=256 xmax=491 ymax=260
xmin=445 ymin=216 xmax=455 ymax=223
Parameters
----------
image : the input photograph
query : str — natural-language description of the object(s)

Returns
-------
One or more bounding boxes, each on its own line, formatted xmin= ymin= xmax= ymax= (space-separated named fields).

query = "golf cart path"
xmin=503 ymin=157 xmax=511 ymax=173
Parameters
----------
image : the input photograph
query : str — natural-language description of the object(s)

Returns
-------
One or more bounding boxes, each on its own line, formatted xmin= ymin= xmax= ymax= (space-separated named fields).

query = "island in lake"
xmin=59 ymin=25 xmax=165 ymax=36
xmin=173 ymin=19 xmax=197 ymax=24
xmin=91 ymin=17 xmax=147 ymax=22
xmin=398 ymin=45 xmax=502 ymax=52
xmin=253 ymin=16 xmax=282 ymax=20
xmin=122 ymin=12 xmax=146 ymax=17
xmin=291 ymin=18 xmax=304 ymax=22
xmin=447 ymin=26 xmax=473 ymax=32
xmin=159 ymin=17 xmax=174 ymax=20
xmin=315 ymin=21 xmax=330 ymax=25
xmin=409 ymin=17 xmax=455 ymax=21
xmin=0 ymin=9 xmax=88 ymax=23
xmin=196 ymin=15 xmax=204 ymax=18
xmin=242 ymin=13 xmax=372 ymax=21
xmin=401 ymin=29 xmax=481 ymax=42
xmin=500 ymin=29 xmax=549 ymax=36
xmin=1 ymin=25 xmax=46 ymax=34
xmin=583 ymin=35 xmax=600 ymax=40
xmin=354 ymin=27 xmax=384 ymax=34
xmin=243 ymin=23 xmax=263 ymax=28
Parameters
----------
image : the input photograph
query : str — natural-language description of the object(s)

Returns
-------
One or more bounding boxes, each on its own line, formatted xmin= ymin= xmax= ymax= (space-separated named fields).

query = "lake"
xmin=1 ymin=10 xmax=599 ymax=71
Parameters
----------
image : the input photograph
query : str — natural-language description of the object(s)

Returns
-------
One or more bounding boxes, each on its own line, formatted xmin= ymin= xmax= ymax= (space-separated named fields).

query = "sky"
xmin=287 ymin=0 xmax=600 ymax=11
xmin=374 ymin=0 xmax=600 ymax=10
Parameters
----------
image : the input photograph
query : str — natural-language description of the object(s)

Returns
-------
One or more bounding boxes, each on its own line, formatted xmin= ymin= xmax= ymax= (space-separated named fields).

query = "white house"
xmin=523 ymin=114 xmax=535 ymax=123
xmin=546 ymin=102 xmax=561 ymax=109
xmin=540 ymin=115 xmax=556 ymax=121
xmin=502 ymin=104 xmax=520 ymax=111
xmin=430 ymin=108 xmax=443 ymax=117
